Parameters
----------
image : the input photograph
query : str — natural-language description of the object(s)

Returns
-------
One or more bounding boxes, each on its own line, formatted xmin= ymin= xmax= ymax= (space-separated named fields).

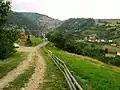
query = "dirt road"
xmin=21 ymin=46 xmax=45 ymax=90
xmin=0 ymin=44 xmax=46 ymax=90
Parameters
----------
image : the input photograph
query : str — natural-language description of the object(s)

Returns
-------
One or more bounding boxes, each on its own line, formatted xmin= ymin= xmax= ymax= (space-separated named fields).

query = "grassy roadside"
xmin=47 ymin=45 xmax=120 ymax=90
xmin=40 ymin=47 xmax=69 ymax=90
xmin=30 ymin=36 xmax=42 ymax=46
xmin=0 ymin=52 xmax=26 ymax=79
xmin=25 ymin=36 xmax=43 ymax=47
xmin=3 ymin=65 xmax=35 ymax=90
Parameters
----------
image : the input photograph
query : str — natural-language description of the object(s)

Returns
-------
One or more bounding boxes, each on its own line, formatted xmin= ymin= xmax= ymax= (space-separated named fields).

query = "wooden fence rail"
xmin=47 ymin=49 xmax=83 ymax=90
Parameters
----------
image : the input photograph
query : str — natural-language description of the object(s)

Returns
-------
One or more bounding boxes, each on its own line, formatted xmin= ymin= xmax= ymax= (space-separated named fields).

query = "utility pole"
xmin=37 ymin=18 xmax=48 ymax=42
xmin=43 ymin=31 xmax=46 ymax=42
xmin=37 ymin=21 xmax=41 ymax=38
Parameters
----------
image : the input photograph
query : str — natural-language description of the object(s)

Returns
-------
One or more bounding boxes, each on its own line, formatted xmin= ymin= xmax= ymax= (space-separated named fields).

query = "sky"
xmin=12 ymin=0 xmax=120 ymax=20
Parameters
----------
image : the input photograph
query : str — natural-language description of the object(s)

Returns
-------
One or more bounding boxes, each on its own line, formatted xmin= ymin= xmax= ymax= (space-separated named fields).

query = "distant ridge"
xmin=7 ymin=12 xmax=62 ymax=35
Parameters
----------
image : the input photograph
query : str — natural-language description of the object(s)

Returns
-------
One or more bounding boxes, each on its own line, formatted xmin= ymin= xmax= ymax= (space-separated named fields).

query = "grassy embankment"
xmin=20 ymin=35 xmax=42 ymax=46
xmin=46 ymin=44 xmax=120 ymax=90
xmin=30 ymin=36 xmax=42 ymax=46
xmin=25 ymin=36 xmax=43 ymax=47
xmin=0 ymin=52 xmax=26 ymax=79
xmin=40 ymin=47 xmax=69 ymax=90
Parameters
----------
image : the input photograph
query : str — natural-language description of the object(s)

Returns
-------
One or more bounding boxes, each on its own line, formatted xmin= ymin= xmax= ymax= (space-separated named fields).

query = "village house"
xmin=108 ymin=40 xmax=113 ymax=43
xmin=88 ymin=34 xmax=97 ymax=42
xmin=20 ymin=32 xmax=25 ymax=38
xmin=117 ymin=51 xmax=120 ymax=56
xmin=101 ymin=39 xmax=106 ymax=43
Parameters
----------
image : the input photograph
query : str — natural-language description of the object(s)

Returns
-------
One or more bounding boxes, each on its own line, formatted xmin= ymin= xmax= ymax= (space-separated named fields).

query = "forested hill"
xmin=55 ymin=18 xmax=95 ymax=32
xmin=7 ymin=12 xmax=61 ymax=31
xmin=53 ymin=18 xmax=120 ymax=43
xmin=7 ymin=12 xmax=39 ymax=30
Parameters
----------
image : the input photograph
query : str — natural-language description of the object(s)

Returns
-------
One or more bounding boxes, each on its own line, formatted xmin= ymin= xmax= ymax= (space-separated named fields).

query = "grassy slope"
xmin=3 ymin=66 xmax=35 ymax=90
xmin=30 ymin=36 xmax=42 ymax=46
xmin=101 ymin=19 xmax=120 ymax=24
xmin=47 ymin=45 xmax=120 ymax=90
xmin=103 ymin=44 xmax=120 ymax=54
xmin=0 ymin=52 xmax=26 ymax=79
xmin=24 ymin=36 xmax=42 ymax=47
xmin=40 ymin=47 xmax=69 ymax=90
xmin=95 ymin=19 xmax=120 ymax=24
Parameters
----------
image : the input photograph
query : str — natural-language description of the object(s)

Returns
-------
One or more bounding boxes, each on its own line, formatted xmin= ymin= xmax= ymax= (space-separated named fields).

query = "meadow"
xmin=47 ymin=45 xmax=120 ymax=90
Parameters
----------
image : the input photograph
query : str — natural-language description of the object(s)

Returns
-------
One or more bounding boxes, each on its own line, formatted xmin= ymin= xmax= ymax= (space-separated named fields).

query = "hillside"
xmin=7 ymin=12 xmax=61 ymax=35
xmin=54 ymin=18 xmax=120 ymax=43
xmin=20 ymin=12 xmax=61 ymax=29
xmin=7 ymin=12 xmax=39 ymax=30
xmin=47 ymin=45 xmax=120 ymax=90
xmin=95 ymin=19 xmax=120 ymax=24
xmin=55 ymin=18 xmax=95 ymax=32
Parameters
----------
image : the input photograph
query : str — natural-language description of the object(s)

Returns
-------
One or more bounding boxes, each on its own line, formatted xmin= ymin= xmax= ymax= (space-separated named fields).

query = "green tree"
xmin=0 ymin=0 xmax=19 ymax=59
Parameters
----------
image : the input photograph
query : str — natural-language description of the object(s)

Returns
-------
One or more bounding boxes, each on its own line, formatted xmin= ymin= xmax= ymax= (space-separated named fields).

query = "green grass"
xmin=0 ymin=52 xmax=26 ymax=79
xmin=85 ymin=43 xmax=103 ymax=50
xmin=100 ymin=19 xmax=120 ymax=24
xmin=3 ymin=66 xmax=35 ymax=90
xmin=113 ymin=38 xmax=120 ymax=44
xmin=47 ymin=45 xmax=120 ymax=90
xmin=103 ymin=45 xmax=119 ymax=54
xmin=25 ymin=36 xmax=42 ymax=47
xmin=30 ymin=36 xmax=42 ymax=46
xmin=40 ymin=47 xmax=69 ymax=90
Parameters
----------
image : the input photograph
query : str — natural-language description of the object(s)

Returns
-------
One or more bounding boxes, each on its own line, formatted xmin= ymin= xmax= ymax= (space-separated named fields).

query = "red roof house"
xmin=20 ymin=32 xmax=25 ymax=36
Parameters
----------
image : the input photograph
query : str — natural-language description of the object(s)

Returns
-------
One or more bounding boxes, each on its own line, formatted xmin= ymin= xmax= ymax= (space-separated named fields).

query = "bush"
xmin=104 ymin=56 xmax=120 ymax=66
xmin=25 ymin=40 xmax=33 ymax=47
xmin=112 ymin=56 xmax=120 ymax=66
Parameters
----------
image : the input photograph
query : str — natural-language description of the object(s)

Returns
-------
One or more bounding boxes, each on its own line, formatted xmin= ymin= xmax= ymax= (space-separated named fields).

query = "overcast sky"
xmin=12 ymin=0 xmax=120 ymax=20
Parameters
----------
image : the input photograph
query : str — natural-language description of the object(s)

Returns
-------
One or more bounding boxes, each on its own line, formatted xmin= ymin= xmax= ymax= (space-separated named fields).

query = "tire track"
xmin=21 ymin=48 xmax=45 ymax=90
xmin=0 ymin=47 xmax=36 ymax=89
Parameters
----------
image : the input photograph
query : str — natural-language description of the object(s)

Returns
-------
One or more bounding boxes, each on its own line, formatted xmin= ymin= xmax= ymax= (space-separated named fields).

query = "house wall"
xmin=117 ymin=53 xmax=120 ymax=56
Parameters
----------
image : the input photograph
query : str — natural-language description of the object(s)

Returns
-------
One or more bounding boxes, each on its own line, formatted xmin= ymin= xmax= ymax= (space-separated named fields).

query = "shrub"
xmin=25 ymin=40 xmax=33 ymax=47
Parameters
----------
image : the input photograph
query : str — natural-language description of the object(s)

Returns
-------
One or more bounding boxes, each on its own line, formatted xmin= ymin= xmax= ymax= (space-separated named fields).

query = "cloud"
xmin=12 ymin=0 xmax=120 ymax=20
xmin=12 ymin=0 xmax=43 ymax=12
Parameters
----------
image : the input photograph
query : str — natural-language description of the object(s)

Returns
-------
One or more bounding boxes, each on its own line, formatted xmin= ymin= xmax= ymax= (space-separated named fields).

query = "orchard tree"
xmin=0 ymin=0 xmax=19 ymax=59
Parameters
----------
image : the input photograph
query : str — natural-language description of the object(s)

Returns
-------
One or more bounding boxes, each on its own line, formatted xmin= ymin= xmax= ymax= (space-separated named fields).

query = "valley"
xmin=1 ymin=0 xmax=120 ymax=89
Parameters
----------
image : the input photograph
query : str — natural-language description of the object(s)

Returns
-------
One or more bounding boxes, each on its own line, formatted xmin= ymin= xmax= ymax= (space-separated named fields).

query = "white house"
xmin=95 ymin=39 xmax=100 ymax=43
xmin=108 ymin=40 xmax=113 ymax=43
xmin=101 ymin=39 xmax=106 ymax=42
xmin=88 ymin=39 xmax=92 ymax=42
xmin=117 ymin=51 xmax=120 ymax=56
